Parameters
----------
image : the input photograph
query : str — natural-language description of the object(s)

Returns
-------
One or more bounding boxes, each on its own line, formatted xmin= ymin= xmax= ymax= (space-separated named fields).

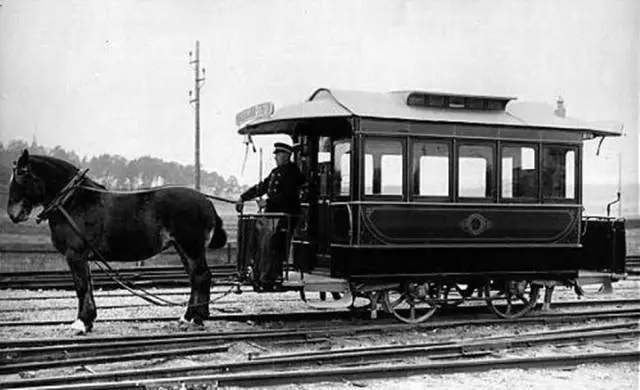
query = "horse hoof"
xmin=178 ymin=315 xmax=193 ymax=326
xmin=192 ymin=318 xmax=205 ymax=328
xmin=70 ymin=319 xmax=87 ymax=335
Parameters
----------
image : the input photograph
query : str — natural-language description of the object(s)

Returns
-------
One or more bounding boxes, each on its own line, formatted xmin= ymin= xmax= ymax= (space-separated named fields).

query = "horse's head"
xmin=7 ymin=150 xmax=47 ymax=223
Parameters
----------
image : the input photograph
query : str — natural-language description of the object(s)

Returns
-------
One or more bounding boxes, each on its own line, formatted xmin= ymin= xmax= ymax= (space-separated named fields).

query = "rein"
xmin=35 ymin=172 xmax=237 ymax=309
xmin=203 ymin=193 xmax=237 ymax=204
xmin=36 ymin=169 xmax=89 ymax=224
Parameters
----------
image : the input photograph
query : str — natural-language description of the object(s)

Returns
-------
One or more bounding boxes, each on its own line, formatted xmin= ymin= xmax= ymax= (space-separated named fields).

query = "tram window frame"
xmin=362 ymin=136 xmax=405 ymax=200
xmin=541 ymin=144 xmax=579 ymax=203
xmin=410 ymin=138 xmax=451 ymax=202
xmin=499 ymin=143 xmax=539 ymax=203
xmin=332 ymin=137 xmax=352 ymax=200
xmin=317 ymin=136 xmax=332 ymax=198
xmin=456 ymin=141 xmax=497 ymax=202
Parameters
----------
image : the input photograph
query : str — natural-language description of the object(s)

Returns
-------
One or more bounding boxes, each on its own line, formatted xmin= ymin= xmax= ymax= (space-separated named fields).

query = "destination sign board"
xmin=235 ymin=102 xmax=275 ymax=127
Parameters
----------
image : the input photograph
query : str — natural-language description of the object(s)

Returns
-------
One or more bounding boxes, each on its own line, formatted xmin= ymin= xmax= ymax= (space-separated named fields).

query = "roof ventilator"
xmin=406 ymin=92 xmax=511 ymax=111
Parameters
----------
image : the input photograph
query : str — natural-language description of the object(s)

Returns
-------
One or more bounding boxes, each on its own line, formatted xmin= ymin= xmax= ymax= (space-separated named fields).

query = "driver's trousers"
xmin=253 ymin=215 xmax=297 ymax=287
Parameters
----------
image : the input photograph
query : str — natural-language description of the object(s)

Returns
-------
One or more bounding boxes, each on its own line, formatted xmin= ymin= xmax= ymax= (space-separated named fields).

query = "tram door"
xmin=294 ymin=135 xmax=346 ymax=272
xmin=316 ymin=136 xmax=333 ymax=268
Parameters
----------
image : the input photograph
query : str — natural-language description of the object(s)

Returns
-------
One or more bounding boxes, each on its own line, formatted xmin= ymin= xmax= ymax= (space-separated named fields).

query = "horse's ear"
xmin=16 ymin=149 xmax=31 ymax=171
xmin=17 ymin=149 xmax=29 ymax=166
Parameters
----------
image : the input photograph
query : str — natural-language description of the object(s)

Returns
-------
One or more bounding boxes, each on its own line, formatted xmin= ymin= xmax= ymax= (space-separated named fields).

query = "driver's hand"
xmin=256 ymin=198 xmax=267 ymax=209
xmin=235 ymin=198 xmax=244 ymax=213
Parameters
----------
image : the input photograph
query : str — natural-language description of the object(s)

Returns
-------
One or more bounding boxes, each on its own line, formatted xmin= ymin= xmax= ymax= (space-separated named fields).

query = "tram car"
xmin=235 ymin=88 xmax=626 ymax=323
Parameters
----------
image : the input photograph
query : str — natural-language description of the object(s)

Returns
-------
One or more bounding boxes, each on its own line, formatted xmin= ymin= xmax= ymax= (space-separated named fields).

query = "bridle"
xmin=11 ymin=163 xmax=31 ymax=185
xmin=11 ymin=161 xmax=89 ymax=223
xmin=35 ymin=169 xmax=88 ymax=223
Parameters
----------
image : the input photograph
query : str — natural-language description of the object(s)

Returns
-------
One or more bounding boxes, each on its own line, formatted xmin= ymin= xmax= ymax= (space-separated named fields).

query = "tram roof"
xmin=238 ymin=88 xmax=622 ymax=137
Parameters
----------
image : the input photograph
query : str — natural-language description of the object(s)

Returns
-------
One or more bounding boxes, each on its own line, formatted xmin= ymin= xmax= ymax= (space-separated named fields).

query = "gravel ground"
xmin=1 ymin=278 xmax=639 ymax=389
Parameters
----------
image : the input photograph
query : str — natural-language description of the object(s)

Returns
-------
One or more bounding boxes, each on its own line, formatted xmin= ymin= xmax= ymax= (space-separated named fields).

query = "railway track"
xmin=1 ymin=300 xmax=639 ymax=328
xmin=0 ymin=295 xmax=638 ymax=314
xmin=2 ymin=321 xmax=637 ymax=389
xmin=0 ymin=265 xmax=238 ymax=290
xmin=627 ymin=254 xmax=640 ymax=274
xmin=0 ymin=286 xmax=237 ymax=301
xmin=2 ymin=318 xmax=636 ymax=363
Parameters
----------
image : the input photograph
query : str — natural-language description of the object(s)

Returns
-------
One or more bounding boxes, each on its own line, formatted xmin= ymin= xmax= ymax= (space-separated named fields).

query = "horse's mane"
xmin=29 ymin=154 xmax=107 ymax=190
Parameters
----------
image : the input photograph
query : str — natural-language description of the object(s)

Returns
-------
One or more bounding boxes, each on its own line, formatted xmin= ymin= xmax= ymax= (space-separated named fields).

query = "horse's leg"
xmin=66 ymin=250 xmax=96 ymax=334
xmin=174 ymin=243 xmax=196 ymax=323
xmin=174 ymin=243 xmax=211 ymax=326
xmin=189 ymin=248 xmax=212 ymax=325
xmin=541 ymin=285 xmax=555 ymax=311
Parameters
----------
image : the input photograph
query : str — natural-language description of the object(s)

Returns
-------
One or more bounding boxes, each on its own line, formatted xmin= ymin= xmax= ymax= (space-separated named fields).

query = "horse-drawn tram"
xmin=235 ymin=88 xmax=626 ymax=323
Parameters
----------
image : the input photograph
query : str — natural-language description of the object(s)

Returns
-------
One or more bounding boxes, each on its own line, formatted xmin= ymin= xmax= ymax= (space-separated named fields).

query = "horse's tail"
xmin=209 ymin=213 xmax=227 ymax=249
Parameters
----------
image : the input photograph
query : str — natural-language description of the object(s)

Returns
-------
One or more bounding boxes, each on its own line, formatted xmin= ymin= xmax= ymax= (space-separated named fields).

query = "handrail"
xmin=606 ymin=192 xmax=621 ymax=217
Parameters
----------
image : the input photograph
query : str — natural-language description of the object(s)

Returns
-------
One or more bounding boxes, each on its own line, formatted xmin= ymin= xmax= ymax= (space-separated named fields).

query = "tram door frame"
xmin=296 ymin=134 xmax=348 ymax=270
xmin=315 ymin=136 xmax=333 ymax=268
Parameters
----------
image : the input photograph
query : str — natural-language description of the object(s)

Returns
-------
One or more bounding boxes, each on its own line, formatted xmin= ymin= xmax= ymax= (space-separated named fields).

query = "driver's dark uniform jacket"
xmin=240 ymin=162 xmax=304 ymax=287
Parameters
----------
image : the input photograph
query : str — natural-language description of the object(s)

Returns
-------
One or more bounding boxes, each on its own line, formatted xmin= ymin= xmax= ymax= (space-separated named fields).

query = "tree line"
xmin=0 ymin=139 xmax=245 ymax=196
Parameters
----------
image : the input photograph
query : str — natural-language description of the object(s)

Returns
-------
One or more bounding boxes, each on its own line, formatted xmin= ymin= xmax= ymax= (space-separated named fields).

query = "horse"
xmin=7 ymin=150 xmax=227 ymax=334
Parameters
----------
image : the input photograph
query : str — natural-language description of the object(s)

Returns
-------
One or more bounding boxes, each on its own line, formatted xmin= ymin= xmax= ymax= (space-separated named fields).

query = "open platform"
xmin=283 ymin=271 xmax=350 ymax=293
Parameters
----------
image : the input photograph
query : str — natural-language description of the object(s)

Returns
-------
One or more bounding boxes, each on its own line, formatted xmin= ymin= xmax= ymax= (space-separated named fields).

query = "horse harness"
xmin=30 ymin=169 xmax=235 ymax=308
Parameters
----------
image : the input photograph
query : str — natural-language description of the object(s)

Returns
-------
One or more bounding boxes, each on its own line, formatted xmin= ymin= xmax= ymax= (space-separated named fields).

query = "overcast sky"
xmin=0 ymin=0 xmax=638 ymax=211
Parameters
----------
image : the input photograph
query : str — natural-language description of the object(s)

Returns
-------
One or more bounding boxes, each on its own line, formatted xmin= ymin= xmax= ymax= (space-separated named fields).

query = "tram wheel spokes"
xmin=484 ymin=280 xmax=540 ymax=319
xmin=383 ymin=284 xmax=438 ymax=324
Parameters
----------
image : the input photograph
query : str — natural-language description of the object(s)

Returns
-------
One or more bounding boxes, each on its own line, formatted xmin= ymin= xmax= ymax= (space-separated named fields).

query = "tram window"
xmin=333 ymin=140 xmax=351 ymax=196
xmin=458 ymin=144 xmax=495 ymax=199
xmin=501 ymin=145 xmax=538 ymax=201
xmin=318 ymin=137 xmax=331 ymax=163
xmin=317 ymin=137 xmax=332 ymax=197
xmin=364 ymin=139 xmax=403 ymax=196
xmin=542 ymin=146 xmax=576 ymax=200
xmin=412 ymin=141 xmax=449 ymax=197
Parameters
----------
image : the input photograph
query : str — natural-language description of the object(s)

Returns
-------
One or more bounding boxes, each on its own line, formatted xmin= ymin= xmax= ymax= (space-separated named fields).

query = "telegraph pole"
xmin=189 ymin=41 xmax=205 ymax=190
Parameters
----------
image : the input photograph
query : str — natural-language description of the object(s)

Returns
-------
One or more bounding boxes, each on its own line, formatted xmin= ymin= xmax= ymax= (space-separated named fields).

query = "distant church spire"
xmin=554 ymin=96 xmax=566 ymax=118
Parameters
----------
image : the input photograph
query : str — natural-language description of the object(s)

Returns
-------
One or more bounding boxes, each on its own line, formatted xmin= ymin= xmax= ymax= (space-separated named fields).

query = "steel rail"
xmin=100 ymin=351 xmax=640 ymax=389
xmin=2 ymin=329 xmax=638 ymax=389
xmin=5 ymin=321 xmax=633 ymax=366
xmin=250 ymin=327 xmax=640 ymax=363
xmin=1 ymin=269 xmax=236 ymax=281
xmin=0 ymin=296 xmax=300 ymax=313
xmin=1 ymin=305 xmax=640 ymax=328
xmin=0 ymin=286 xmax=239 ymax=301
xmin=1 ymin=296 xmax=638 ymax=316
xmin=1 ymin=330 xmax=311 ymax=361
xmin=0 ymin=265 xmax=236 ymax=277
xmin=0 ymin=343 xmax=230 ymax=375
xmin=1 ymin=272 xmax=235 ymax=283
xmin=0 ymin=275 xmax=238 ymax=290
xmin=1 ymin=308 xmax=639 ymax=360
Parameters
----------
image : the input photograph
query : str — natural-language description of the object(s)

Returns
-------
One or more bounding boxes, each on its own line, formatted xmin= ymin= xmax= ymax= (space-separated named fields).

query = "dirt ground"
xmin=1 ymin=278 xmax=639 ymax=389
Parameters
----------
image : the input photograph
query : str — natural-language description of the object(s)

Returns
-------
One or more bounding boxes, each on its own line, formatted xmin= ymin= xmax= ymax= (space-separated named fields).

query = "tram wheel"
xmin=484 ymin=280 xmax=540 ymax=319
xmin=383 ymin=283 xmax=438 ymax=324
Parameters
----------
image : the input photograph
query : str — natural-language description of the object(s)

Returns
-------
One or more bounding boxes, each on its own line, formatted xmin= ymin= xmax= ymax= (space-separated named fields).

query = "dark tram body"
xmin=236 ymin=88 xmax=625 ymax=322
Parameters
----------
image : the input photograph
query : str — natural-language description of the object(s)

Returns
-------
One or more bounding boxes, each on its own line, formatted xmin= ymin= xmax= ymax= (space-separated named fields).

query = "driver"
xmin=236 ymin=142 xmax=304 ymax=289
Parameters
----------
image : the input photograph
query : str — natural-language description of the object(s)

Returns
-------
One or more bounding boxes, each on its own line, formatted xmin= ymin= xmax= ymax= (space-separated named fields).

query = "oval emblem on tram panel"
xmin=460 ymin=213 xmax=492 ymax=236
